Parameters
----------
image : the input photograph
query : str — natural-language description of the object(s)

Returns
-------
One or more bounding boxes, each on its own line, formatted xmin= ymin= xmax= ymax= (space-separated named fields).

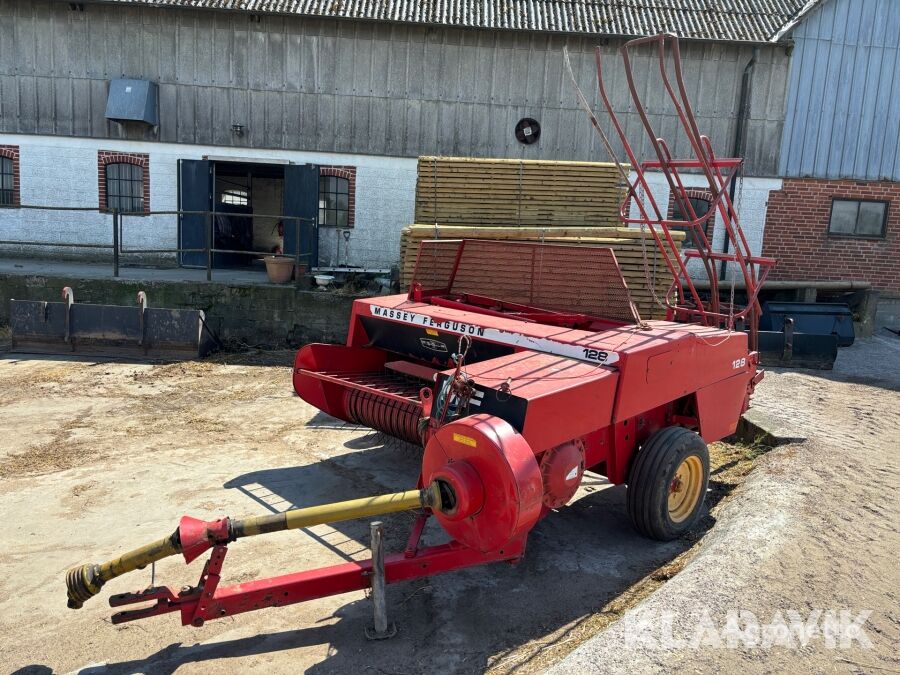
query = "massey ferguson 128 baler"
xmin=65 ymin=34 xmax=774 ymax=630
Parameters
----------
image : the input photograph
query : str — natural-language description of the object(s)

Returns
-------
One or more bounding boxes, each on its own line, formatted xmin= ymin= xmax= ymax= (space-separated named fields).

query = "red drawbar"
xmin=110 ymin=539 xmax=526 ymax=627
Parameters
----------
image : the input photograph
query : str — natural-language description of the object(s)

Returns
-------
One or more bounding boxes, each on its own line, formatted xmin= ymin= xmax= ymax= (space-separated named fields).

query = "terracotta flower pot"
xmin=264 ymin=256 xmax=294 ymax=284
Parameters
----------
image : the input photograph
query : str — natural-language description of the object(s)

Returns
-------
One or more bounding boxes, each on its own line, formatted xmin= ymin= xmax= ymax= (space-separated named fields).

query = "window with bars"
xmin=318 ymin=175 xmax=349 ymax=227
xmin=105 ymin=162 xmax=145 ymax=213
xmin=0 ymin=156 xmax=14 ymax=206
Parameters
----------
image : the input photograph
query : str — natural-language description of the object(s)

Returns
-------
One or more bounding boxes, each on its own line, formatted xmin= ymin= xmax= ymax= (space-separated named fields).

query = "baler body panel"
xmin=295 ymin=292 xmax=757 ymax=463
xmin=352 ymin=296 xmax=756 ymax=433
xmin=353 ymin=295 xmax=630 ymax=366
xmin=694 ymin=372 xmax=752 ymax=442
xmin=611 ymin=325 xmax=753 ymax=423
xmin=436 ymin=351 xmax=620 ymax=453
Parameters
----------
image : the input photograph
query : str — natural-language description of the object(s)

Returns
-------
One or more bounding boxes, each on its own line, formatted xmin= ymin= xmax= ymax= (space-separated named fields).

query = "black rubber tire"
xmin=626 ymin=426 xmax=710 ymax=541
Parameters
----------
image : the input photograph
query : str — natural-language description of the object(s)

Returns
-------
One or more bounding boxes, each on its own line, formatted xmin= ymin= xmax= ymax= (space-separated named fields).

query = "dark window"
xmin=828 ymin=199 xmax=888 ymax=238
xmin=0 ymin=156 xmax=13 ymax=206
xmin=105 ymin=162 xmax=144 ymax=213
xmin=672 ymin=196 xmax=713 ymax=248
xmin=318 ymin=175 xmax=349 ymax=227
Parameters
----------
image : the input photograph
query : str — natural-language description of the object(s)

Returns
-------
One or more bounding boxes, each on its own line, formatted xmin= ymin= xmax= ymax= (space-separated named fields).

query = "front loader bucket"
xmin=760 ymin=302 xmax=854 ymax=347
xmin=756 ymin=315 xmax=838 ymax=370
xmin=9 ymin=288 xmax=215 ymax=360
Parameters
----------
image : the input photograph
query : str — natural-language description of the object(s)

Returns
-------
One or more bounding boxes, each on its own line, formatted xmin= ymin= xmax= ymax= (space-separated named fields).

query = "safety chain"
xmin=436 ymin=335 xmax=475 ymax=426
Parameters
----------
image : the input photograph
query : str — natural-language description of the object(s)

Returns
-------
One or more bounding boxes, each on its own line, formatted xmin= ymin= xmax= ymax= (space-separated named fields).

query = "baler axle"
xmin=66 ymin=483 xmax=443 ymax=610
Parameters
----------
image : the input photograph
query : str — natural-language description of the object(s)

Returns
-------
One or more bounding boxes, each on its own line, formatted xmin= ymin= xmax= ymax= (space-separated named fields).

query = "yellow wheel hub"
xmin=668 ymin=455 xmax=703 ymax=523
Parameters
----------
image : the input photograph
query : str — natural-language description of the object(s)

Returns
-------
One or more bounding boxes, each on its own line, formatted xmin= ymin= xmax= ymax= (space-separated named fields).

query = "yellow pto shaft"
xmin=66 ymin=533 xmax=180 ymax=609
xmin=231 ymin=488 xmax=426 ymax=537
xmin=66 ymin=484 xmax=441 ymax=609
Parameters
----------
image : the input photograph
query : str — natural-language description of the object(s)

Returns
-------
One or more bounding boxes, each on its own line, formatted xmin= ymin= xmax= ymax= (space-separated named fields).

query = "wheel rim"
xmin=668 ymin=455 xmax=703 ymax=523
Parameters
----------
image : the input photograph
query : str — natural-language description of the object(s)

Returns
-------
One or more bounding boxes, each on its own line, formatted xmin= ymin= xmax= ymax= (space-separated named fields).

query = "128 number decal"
xmin=732 ymin=357 xmax=747 ymax=369
xmin=583 ymin=348 xmax=610 ymax=363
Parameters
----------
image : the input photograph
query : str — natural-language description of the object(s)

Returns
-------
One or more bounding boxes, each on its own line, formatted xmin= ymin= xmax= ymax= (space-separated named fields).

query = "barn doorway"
xmin=177 ymin=159 xmax=319 ymax=270
xmin=213 ymin=160 xmax=283 ymax=267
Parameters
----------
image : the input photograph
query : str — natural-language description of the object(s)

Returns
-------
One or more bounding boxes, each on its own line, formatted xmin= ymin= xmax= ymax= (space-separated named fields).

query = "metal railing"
xmin=0 ymin=204 xmax=315 ymax=286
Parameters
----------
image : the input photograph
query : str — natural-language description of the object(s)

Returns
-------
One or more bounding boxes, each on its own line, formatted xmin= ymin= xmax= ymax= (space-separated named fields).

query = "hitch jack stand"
xmin=365 ymin=521 xmax=397 ymax=640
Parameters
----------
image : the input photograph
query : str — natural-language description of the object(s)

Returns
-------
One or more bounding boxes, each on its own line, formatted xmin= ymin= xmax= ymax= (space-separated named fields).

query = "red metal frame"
xmin=407 ymin=238 xmax=643 ymax=326
xmin=109 ymin=530 xmax=526 ymax=627
xmin=566 ymin=34 xmax=775 ymax=349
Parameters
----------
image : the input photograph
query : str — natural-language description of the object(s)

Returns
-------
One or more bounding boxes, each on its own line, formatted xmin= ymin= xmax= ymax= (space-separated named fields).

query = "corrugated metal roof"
xmin=93 ymin=0 xmax=821 ymax=43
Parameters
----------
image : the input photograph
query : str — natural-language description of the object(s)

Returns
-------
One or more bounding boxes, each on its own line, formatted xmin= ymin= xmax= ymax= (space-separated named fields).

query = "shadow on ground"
xmin=59 ymin=428 xmax=699 ymax=674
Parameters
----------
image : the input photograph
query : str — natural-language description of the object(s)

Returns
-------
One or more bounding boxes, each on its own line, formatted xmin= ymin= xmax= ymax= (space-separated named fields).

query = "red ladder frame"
xmin=574 ymin=33 xmax=775 ymax=349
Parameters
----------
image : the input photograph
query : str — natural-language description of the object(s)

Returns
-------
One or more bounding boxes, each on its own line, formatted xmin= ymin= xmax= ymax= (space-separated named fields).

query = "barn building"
xmin=761 ymin=0 xmax=900 ymax=306
xmin=0 ymin=0 xmax=897 ymax=318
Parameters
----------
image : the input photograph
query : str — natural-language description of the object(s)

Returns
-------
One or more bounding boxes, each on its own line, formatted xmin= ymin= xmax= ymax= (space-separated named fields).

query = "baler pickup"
xmin=294 ymin=343 xmax=435 ymax=445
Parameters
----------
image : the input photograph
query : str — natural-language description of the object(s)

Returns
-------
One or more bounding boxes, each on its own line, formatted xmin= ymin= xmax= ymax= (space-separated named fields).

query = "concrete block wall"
xmin=0 ymin=134 xmax=417 ymax=269
xmin=762 ymin=178 xmax=900 ymax=296
xmin=250 ymin=176 xmax=285 ymax=253
xmin=0 ymin=271 xmax=358 ymax=347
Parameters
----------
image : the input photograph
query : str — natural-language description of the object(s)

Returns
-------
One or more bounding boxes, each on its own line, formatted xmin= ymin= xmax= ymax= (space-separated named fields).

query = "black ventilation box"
xmin=105 ymin=79 xmax=159 ymax=126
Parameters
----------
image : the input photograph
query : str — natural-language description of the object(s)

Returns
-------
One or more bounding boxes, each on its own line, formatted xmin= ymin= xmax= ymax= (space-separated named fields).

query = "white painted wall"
xmin=627 ymin=171 xmax=782 ymax=281
xmin=0 ymin=134 xmax=781 ymax=276
xmin=249 ymin=177 xmax=283 ymax=253
xmin=0 ymin=134 xmax=417 ymax=269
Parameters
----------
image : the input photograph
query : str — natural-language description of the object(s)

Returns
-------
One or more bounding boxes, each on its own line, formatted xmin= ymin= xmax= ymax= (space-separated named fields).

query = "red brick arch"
xmin=98 ymin=151 xmax=150 ymax=214
xmin=319 ymin=165 xmax=356 ymax=227
xmin=667 ymin=188 xmax=714 ymax=248
xmin=0 ymin=145 xmax=21 ymax=207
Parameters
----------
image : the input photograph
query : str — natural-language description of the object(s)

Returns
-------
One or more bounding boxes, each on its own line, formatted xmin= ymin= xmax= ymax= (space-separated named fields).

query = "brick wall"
xmin=762 ymin=178 xmax=900 ymax=296
xmin=97 ymin=151 xmax=151 ymax=214
xmin=0 ymin=145 xmax=21 ymax=206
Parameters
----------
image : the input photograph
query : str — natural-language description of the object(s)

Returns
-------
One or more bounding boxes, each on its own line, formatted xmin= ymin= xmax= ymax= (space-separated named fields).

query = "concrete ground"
xmin=0 ymin=349 xmax=694 ymax=675
xmin=0 ymin=258 xmax=391 ymax=286
xmin=0 ymin=256 xmax=275 ymax=286
xmin=553 ymin=335 xmax=900 ymax=674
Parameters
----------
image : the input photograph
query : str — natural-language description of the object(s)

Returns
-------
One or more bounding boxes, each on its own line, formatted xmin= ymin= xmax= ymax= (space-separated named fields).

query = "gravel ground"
xmin=552 ymin=335 xmax=900 ymax=674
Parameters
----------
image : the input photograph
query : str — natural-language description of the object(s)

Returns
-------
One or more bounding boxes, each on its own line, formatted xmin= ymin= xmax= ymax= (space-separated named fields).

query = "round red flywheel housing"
xmin=422 ymin=415 xmax=543 ymax=553
xmin=540 ymin=440 xmax=585 ymax=509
